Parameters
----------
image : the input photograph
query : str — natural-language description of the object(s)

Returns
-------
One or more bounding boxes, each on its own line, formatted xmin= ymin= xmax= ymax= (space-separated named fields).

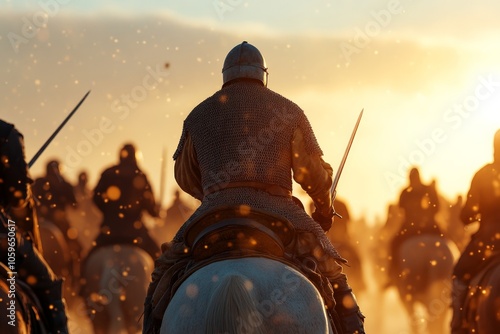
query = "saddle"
xmin=145 ymin=207 xmax=343 ymax=334
xmin=183 ymin=206 xmax=296 ymax=260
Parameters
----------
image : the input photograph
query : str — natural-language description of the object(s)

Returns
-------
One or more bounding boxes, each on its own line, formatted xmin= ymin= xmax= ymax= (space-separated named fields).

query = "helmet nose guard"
xmin=222 ymin=41 xmax=268 ymax=87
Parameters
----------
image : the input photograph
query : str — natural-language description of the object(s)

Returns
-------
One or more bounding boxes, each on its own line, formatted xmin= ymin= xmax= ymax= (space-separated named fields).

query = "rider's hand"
xmin=312 ymin=207 xmax=335 ymax=232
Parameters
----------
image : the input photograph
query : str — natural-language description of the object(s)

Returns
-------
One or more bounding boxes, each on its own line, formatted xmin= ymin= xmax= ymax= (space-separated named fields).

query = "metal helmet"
xmin=222 ymin=41 xmax=268 ymax=87
xmin=119 ymin=143 xmax=137 ymax=166
xmin=46 ymin=159 xmax=61 ymax=177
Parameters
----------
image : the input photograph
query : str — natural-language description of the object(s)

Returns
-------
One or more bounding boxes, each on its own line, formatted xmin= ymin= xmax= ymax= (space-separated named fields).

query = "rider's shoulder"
xmin=474 ymin=162 xmax=498 ymax=177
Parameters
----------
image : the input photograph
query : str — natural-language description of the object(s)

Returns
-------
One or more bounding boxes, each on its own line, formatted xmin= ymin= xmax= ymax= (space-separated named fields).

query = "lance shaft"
xmin=28 ymin=90 xmax=91 ymax=168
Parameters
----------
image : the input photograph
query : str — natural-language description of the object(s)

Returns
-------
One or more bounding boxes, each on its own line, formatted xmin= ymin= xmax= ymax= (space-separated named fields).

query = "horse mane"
xmin=205 ymin=274 xmax=264 ymax=334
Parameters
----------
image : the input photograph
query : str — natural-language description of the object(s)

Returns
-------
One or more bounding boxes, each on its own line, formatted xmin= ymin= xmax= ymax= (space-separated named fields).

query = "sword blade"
xmin=28 ymin=90 xmax=91 ymax=168
xmin=330 ymin=108 xmax=363 ymax=201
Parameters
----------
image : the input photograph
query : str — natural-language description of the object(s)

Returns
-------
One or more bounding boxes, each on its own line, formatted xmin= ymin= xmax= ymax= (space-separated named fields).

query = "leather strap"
xmin=204 ymin=181 xmax=292 ymax=198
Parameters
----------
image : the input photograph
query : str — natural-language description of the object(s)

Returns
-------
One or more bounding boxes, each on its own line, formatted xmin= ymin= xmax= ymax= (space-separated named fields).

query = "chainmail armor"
xmin=174 ymin=81 xmax=323 ymax=192
xmin=173 ymin=82 xmax=345 ymax=262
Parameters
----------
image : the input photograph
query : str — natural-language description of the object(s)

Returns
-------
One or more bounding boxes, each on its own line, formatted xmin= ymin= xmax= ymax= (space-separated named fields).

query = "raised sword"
xmin=331 ymin=108 xmax=363 ymax=218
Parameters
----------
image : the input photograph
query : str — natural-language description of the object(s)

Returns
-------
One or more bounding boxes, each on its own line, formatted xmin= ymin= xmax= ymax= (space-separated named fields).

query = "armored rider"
xmin=451 ymin=130 xmax=500 ymax=333
xmin=0 ymin=119 xmax=68 ymax=333
xmin=144 ymin=41 xmax=365 ymax=334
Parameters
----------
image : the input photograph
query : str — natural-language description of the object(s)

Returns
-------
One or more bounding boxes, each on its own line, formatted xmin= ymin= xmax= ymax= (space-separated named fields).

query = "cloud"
xmin=1 ymin=11 xmax=496 ymax=219
xmin=0 ymin=11 xmax=478 ymax=104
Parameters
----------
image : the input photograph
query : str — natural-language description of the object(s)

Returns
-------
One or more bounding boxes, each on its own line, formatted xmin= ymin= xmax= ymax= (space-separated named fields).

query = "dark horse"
xmin=38 ymin=219 xmax=74 ymax=291
xmin=393 ymin=234 xmax=459 ymax=334
xmin=462 ymin=256 xmax=500 ymax=333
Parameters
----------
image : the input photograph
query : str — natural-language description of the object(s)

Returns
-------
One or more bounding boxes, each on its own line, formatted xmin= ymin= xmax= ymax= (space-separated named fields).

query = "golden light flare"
xmin=185 ymin=283 xmax=199 ymax=299
xmin=133 ymin=175 xmax=146 ymax=189
xmin=341 ymin=294 xmax=356 ymax=309
xmin=244 ymin=280 xmax=253 ymax=291
xmin=106 ymin=185 xmax=121 ymax=200
xmin=67 ymin=227 xmax=79 ymax=240
xmin=120 ymin=148 xmax=129 ymax=159
xmin=420 ymin=196 xmax=429 ymax=209
xmin=238 ymin=204 xmax=251 ymax=216
xmin=218 ymin=94 xmax=228 ymax=103
xmin=26 ymin=275 xmax=37 ymax=285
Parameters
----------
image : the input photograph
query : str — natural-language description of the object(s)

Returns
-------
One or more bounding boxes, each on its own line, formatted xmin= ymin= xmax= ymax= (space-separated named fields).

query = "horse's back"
xmin=85 ymin=244 xmax=153 ymax=269
xmin=39 ymin=219 xmax=71 ymax=275
xmin=394 ymin=234 xmax=459 ymax=333
xmin=162 ymin=257 xmax=331 ymax=334
xmin=84 ymin=244 xmax=153 ymax=298
xmin=83 ymin=245 xmax=154 ymax=333
xmin=396 ymin=234 xmax=458 ymax=286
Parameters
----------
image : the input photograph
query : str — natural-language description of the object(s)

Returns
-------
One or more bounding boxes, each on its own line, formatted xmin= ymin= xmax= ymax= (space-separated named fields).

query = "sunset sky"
xmin=2 ymin=0 xmax=500 ymax=223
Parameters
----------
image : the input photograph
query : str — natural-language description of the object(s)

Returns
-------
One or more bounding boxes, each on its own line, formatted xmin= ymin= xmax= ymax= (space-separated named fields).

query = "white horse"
xmin=38 ymin=219 xmax=74 ymax=295
xmin=393 ymin=234 xmax=459 ymax=334
xmin=82 ymin=245 xmax=154 ymax=334
xmin=161 ymin=257 xmax=335 ymax=334
xmin=38 ymin=219 xmax=72 ymax=276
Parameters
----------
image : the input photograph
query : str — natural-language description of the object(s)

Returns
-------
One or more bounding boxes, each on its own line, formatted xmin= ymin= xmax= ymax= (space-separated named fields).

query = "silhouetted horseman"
xmin=451 ymin=130 xmax=500 ymax=333
xmin=0 ymin=119 xmax=68 ymax=333
xmin=388 ymin=167 xmax=442 ymax=281
xmin=0 ymin=120 xmax=42 ymax=251
xmin=90 ymin=143 xmax=160 ymax=261
xmin=32 ymin=159 xmax=83 ymax=266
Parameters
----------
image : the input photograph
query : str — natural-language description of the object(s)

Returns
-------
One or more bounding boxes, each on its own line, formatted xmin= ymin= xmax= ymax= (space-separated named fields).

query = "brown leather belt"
xmin=204 ymin=181 xmax=292 ymax=198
